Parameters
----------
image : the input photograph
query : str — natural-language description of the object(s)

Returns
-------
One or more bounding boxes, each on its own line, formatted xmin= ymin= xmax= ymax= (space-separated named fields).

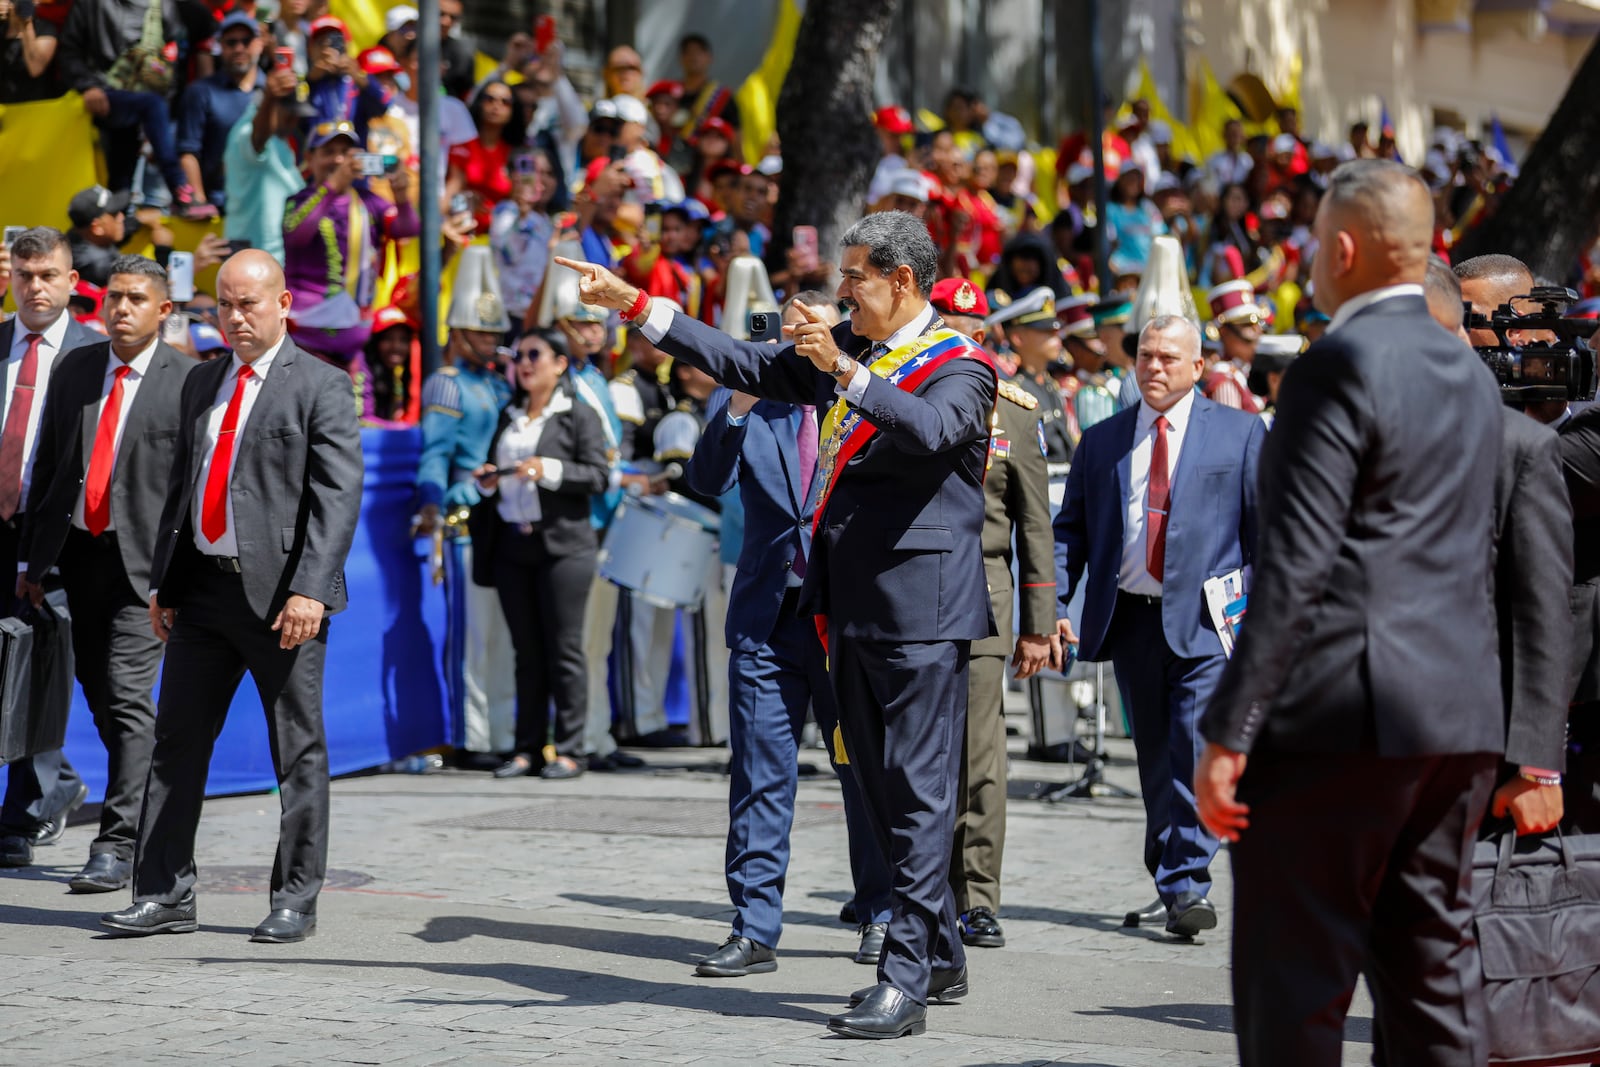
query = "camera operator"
xmin=1423 ymin=257 xmax=1569 ymax=835
xmin=1457 ymin=254 xmax=1568 ymax=425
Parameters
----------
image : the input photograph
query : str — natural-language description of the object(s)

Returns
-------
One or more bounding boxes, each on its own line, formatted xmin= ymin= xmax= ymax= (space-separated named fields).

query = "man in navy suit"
xmin=555 ymin=211 xmax=998 ymax=1039
xmin=685 ymin=294 xmax=891 ymax=979
xmin=0 ymin=227 xmax=104 ymax=869
xmin=1055 ymin=313 xmax=1264 ymax=938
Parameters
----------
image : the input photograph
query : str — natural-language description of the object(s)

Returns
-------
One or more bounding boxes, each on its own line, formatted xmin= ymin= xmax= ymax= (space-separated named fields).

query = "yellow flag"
xmin=734 ymin=0 xmax=804 ymax=165
xmin=0 ymin=94 xmax=100 ymax=236
xmin=327 ymin=0 xmax=394 ymax=48
xmin=1188 ymin=58 xmax=1244 ymax=162
xmin=1121 ymin=58 xmax=1202 ymax=165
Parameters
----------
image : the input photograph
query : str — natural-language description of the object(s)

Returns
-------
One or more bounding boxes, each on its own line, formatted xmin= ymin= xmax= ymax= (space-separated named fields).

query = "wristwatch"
xmin=828 ymin=355 xmax=854 ymax=380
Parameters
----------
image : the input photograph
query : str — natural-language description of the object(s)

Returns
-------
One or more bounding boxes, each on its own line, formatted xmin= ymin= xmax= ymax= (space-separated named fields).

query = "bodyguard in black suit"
xmin=0 ymin=227 xmax=105 ymax=869
xmin=17 ymin=256 xmax=194 ymax=893
xmin=1196 ymin=162 xmax=1505 ymax=1066
xmin=102 ymin=251 xmax=363 ymax=944
xmin=556 ymin=212 xmax=998 ymax=1040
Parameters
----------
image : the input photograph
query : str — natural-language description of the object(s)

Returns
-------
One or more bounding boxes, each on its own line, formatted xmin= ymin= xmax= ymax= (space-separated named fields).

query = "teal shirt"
xmin=567 ymin=361 xmax=625 ymax=529
xmin=417 ymin=362 xmax=512 ymax=509
xmin=222 ymin=101 xmax=306 ymax=265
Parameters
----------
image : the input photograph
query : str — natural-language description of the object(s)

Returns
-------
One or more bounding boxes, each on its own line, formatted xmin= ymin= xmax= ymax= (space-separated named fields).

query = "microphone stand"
xmin=1038 ymin=661 xmax=1138 ymax=802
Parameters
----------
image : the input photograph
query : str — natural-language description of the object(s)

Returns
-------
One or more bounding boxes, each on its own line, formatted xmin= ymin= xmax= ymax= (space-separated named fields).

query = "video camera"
xmin=1467 ymin=286 xmax=1598 ymax=405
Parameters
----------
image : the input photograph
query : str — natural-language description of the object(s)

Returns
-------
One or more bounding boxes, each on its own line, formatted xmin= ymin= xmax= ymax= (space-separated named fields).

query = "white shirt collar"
xmin=231 ymin=334 xmax=287 ymax=380
xmin=109 ymin=337 xmax=160 ymax=379
xmin=14 ymin=309 xmax=72 ymax=353
xmin=1326 ymin=283 xmax=1425 ymax=334
xmin=873 ymin=303 xmax=936 ymax=354
xmin=1137 ymin=385 xmax=1196 ymax=433
xmin=515 ymin=388 xmax=573 ymax=423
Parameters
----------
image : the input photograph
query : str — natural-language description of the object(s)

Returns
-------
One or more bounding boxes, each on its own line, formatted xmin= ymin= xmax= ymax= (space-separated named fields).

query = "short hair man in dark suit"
xmin=1196 ymin=160 xmax=1506 ymax=1065
xmin=0 ymin=227 xmax=104 ymax=870
xmin=102 ymin=250 xmax=363 ymax=945
xmin=555 ymin=211 xmax=998 ymax=1039
xmin=17 ymin=254 xmax=195 ymax=893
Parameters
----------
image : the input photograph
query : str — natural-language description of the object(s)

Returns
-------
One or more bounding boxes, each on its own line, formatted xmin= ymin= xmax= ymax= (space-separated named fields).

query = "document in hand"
xmin=1203 ymin=569 xmax=1248 ymax=658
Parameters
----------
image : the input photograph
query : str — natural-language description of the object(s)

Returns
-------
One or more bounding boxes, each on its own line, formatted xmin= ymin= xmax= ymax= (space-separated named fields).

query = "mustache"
xmin=840 ymin=299 xmax=859 ymax=313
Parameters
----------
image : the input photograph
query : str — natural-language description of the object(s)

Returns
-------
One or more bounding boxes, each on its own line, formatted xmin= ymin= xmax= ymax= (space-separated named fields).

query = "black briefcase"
xmin=1476 ymin=830 xmax=1600 ymax=1066
xmin=0 ymin=592 xmax=74 ymax=766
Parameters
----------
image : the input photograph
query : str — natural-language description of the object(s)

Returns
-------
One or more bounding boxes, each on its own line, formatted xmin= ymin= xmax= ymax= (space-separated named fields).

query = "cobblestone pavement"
xmin=1 ymin=705 xmax=1375 ymax=1066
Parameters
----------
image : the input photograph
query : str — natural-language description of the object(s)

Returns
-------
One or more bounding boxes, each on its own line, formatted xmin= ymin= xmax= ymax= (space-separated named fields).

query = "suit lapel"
xmin=109 ymin=344 xmax=175 ymax=478
xmin=79 ymin=345 xmax=109 ymax=471
xmin=1115 ymin=408 xmax=1137 ymax=521
xmin=771 ymin=404 xmax=803 ymax=514
xmin=188 ymin=357 xmax=232 ymax=486
xmin=1171 ymin=398 xmax=1211 ymax=512
xmin=240 ymin=343 xmax=296 ymax=459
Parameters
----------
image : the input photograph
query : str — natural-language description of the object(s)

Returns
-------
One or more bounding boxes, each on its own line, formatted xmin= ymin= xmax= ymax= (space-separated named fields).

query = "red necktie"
xmin=84 ymin=364 xmax=132 ymax=536
xmin=200 ymin=364 xmax=253 ymax=544
xmin=1146 ymin=415 xmax=1170 ymax=583
xmin=0 ymin=332 xmax=42 ymax=520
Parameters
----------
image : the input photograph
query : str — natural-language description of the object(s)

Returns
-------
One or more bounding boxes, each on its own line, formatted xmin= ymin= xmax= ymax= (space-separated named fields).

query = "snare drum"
xmin=599 ymin=492 xmax=721 ymax=609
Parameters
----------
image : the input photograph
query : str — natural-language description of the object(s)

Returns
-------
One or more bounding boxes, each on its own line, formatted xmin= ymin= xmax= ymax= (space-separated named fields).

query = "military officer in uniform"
xmin=611 ymin=322 xmax=675 ymax=463
xmin=932 ymin=279 xmax=1059 ymax=952
xmin=416 ymin=247 xmax=517 ymax=768
xmin=1060 ymin=294 xmax=1119 ymax=436
xmin=992 ymin=292 xmax=1073 ymax=474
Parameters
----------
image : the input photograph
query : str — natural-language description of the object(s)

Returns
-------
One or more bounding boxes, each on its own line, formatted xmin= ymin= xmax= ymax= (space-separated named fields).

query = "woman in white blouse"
xmin=471 ymin=328 xmax=612 ymax=779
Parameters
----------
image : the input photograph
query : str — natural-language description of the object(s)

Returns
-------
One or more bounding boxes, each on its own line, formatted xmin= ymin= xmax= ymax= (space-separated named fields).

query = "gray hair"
xmin=1424 ymin=254 xmax=1463 ymax=327
xmin=839 ymin=211 xmax=938 ymax=296
xmin=1453 ymin=253 xmax=1532 ymax=288
xmin=1139 ymin=314 xmax=1202 ymax=356
xmin=108 ymin=254 xmax=169 ymax=296
xmin=10 ymin=226 xmax=71 ymax=266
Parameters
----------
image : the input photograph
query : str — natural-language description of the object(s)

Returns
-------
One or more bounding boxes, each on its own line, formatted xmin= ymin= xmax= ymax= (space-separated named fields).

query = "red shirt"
xmin=448 ymin=138 xmax=513 ymax=231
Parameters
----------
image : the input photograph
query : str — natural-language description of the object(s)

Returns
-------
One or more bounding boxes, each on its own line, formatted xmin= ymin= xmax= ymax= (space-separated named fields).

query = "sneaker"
xmin=172 ymin=185 xmax=218 ymax=220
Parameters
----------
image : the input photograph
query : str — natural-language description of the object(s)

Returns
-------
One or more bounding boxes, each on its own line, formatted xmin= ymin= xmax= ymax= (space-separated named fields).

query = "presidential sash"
xmin=809 ymin=327 xmax=996 ymax=655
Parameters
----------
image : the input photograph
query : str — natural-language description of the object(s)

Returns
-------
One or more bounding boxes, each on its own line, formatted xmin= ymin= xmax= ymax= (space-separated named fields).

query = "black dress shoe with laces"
xmin=1122 ymin=897 xmax=1167 ymax=927
xmin=101 ymin=894 xmax=199 ymax=936
xmin=33 ymin=782 xmax=89 ymax=847
xmin=69 ymin=853 xmax=131 ymax=893
xmin=0 ymin=833 xmax=33 ymax=868
xmin=694 ymin=934 xmax=777 ymax=977
xmin=251 ymin=909 xmax=316 ymax=943
xmin=850 ymin=964 xmax=968 ymax=1007
xmin=829 ymin=982 xmax=927 ymax=1039
xmin=838 ymin=900 xmax=858 ymax=925
xmin=959 ymin=906 xmax=1006 ymax=948
xmin=1165 ymin=892 xmax=1218 ymax=938
xmin=854 ymin=922 xmax=887 ymax=964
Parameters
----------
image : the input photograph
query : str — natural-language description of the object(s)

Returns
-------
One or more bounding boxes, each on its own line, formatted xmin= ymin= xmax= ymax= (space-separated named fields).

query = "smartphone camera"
xmin=448 ymin=193 xmax=471 ymax=217
xmin=747 ymin=310 xmax=782 ymax=344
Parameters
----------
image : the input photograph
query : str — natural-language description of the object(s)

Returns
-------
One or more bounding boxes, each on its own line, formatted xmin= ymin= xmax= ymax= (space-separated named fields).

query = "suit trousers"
xmin=58 ymin=529 xmax=164 ymax=860
xmin=833 ymin=635 xmax=969 ymax=1003
xmin=953 ymin=651 xmax=1008 ymax=915
xmin=0 ymin=515 xmax=84 ymax=836
xmin=491 ymin=529 xmax=593 ymax=762
xmin=726 ymin=593 xmax=891 ymax=947
xmin=1107 ymin=594 xmax=1224 ymax=906
xmin=1230 ymin=750 xmax=1497 ymax=1067
xmin=459 ymin=542 xmax=516 ymax=754
xmin=132 ymin=566 xmax=330 ymax=912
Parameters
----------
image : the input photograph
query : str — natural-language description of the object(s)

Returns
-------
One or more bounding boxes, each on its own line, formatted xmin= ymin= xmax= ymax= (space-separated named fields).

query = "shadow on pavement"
xmin=561 ymin=891 xmax=859 ymax=932
xmin=411 ymin=914 xmax=850 ymax=964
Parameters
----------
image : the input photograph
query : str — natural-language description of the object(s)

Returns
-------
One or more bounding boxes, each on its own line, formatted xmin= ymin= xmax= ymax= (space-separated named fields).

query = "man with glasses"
xmin=603 ymin=45 xmax=645 ymax=100
xmin=176 ymin=10 xmax=264 ymax=214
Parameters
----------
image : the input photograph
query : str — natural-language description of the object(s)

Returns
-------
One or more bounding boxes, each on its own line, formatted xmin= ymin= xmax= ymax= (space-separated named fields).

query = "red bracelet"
xmin=624 ymin=290 xmax=649 ymax=323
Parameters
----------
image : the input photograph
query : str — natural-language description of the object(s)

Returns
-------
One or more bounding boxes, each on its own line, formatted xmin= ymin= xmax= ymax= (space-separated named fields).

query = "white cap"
xmin=1272 ymin=133 xmax=1299 ymax=155
xmin=757 ymin=154 xmax=783 ymax=176
xmin=1065 ymin=161 xmax=1094 ymax=185
xmin=610 ymin=94 xmax=649 ymax=126
xmin=888 ymin=170 xmax=929 ymax=202
xmin=1147 ymin=119 xmax=1173 ymax=146
xmin=590 ymin=98 xmax=619 ymax=123
xmin=385 ymin=5 xmax=418 ymax=33
xmin=1151 ymin=172 xmax=1182 ymax=195
xmin=1311 ymin=141 xmax=1338 ymax=160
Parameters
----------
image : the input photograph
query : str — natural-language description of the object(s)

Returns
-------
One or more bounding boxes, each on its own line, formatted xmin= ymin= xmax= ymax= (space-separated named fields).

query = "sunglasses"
xmin=590 ymin=120 xmax=620 ymax=136
xmin=512 ymin=347 xmax=555 ymax=364
xmin=482 ymin=93 xmax=513 ymax=105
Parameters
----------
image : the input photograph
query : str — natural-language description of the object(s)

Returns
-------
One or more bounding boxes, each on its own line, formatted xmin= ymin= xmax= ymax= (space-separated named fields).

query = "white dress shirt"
xmin=1326 ymin=283 xmax=1425 ymax=335
xmin=6 ymin=310 xmax=71 ymax=509
xmin=192 ymin=338 xmax=285 ymax=557
xmin=491 ymin=392 xmax=568 ymax=525
xmin=1206 ymin=149 xmax=1254 ymax=188
xmin=1119 ymin=389 xmax=1196 ymax=596
xmin=72 ymin=339 xmax=158 ymax=533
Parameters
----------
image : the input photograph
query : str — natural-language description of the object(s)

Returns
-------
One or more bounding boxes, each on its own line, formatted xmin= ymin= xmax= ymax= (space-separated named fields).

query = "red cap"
xmin=929 ymin=278 xmax=989 ymax=318
xmin=646 ymin=80 xmax=683 ymax=100
xmin=371 ymin=305 xmax=413 ymax=334
xmin=706 ymin=158 xmax=750 ymax=182
xmin=358 ymin=46 xmax=402 ymax=75
xmin=309 ymin=15 xmax=348 ymax=38
xmin=874 ymin=106 xmax=914 ymax=135
xmin=698 ymin=116 xmax=736 ymax=142
xmin=583 ymin=156 xmax=611 ymax=186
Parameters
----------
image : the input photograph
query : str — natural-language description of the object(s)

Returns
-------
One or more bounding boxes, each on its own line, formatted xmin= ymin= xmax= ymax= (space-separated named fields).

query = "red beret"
xmin=929 ymin=278 xmax=990 ymax=318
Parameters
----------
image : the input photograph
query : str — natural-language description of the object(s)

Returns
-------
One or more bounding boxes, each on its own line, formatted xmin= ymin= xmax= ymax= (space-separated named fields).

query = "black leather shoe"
xmin=493 ymin=754 xmax=536 ymax=779
xmin=539 ymin=757 xmax=584 ymax=780
xmin=1122 ymin=897 xmax=1167 ymax=927
xmin=850 ymin=964 xmax=968 ymax=1006
xmin=829 ymin=983 xmax=926 ymax=1039
xmin=838 ymin=900 xmax=858 ymax=925
xmin=959 ymin=906 xmax=1006 ymax=948
xmin=69 ymin=854 xmax=131 ymax=893
xmin=1165 ymin=892 xmax=1218 ymax=938
xmin=608 ymin=751 xmax=646 ymax=768
xmin=34 ymin=782 xmax=89 ymax=847
xmin=0 ymin=833 xmax=33 ymax=868
xmin=694 ymin=934 xmax=777 ymax=977
xmin=454 ymin=750 xmax=502 ymax=772
xmin=101 ymin=895 xmax=199 ymax=936
xmin=854 ymin=922 xmax=887 ymax=965
xmin=251 ymin=909 xmax=316 ymax=943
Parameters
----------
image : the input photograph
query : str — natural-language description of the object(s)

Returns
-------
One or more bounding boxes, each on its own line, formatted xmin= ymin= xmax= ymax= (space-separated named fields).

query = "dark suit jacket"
xmin=0 ymin=314 xmax=104 ymax=415
xmin=468 ymin=388 xmax=612 ymax=584
xmin=1054 ymin=396 xmax=1264 ymax=662
xmin=150 ymin=339 xmax=364 ymax=620
xmin=1558 ymin=407 xmax=1600 ymax=703
xmin=1492 ymin=410 xmax=1572 ymax=771
xmin=654 ymin=310 xmax=997 ymax=642
xmin=1202 ymin=294 xmax=1505 ymax=758
xmin=20 ymin=340 xmax=195 ymax=595
xmin=686 ymin=388 xmax=813 ymax=652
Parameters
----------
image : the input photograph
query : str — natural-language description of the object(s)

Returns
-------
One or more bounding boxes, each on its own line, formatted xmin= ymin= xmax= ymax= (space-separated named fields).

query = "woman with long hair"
xmin=471 ymin=328 xmax=610 ymax=780
xmin=1202 ymin=182 xmax=1258 ymax=286
xmin=449 ymin=78 xmax=530 ymax=232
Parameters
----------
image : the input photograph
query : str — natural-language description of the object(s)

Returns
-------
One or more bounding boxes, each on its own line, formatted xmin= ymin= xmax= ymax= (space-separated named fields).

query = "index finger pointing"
xmin=552 ymin=256 xmax=595 ymax=276
xmin=793 ymin=301 xmax=826 ymax=324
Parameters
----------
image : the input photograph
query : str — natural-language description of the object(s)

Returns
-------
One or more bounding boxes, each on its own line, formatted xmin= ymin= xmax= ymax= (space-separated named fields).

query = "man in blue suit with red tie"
xmin=685 ymin=294 xmax=891 ymax=980
xmin=1055 ymin=314 xmax=1264 ymax=938
xmin=556 ymin=212 xmax=998 ymax=1039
